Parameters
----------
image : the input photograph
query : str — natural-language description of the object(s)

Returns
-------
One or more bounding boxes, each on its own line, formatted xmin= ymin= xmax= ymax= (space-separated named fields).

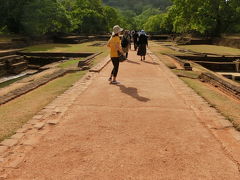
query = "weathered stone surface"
xmin=34 ymin=122 xmax=45 ymax=130
xmin=228 ymin=128 xmax=240 ymax=141
xmin=16 ymin=127 xmax=29 ymax=133
xmin=0 ymin=173 xmax=7 ymax=179
xmin=22 ymin=136 xmax=40 ymax=146
xmin=4 ymin=154 xmax=24 ymax=168
xmin=0 ymin=139 xmax=18 ymax=147
xmin=32 ymin=115 xmax=43 ymax=120
xmin=27 ymin=119 xmax=39 ymax=125
xmin=21 ymin=124 xmax=32 ymax=131
xmin=47 ymin=119 xmax=59 ymax=125
xmin=0 ymin=146 xmax=8 ymax=154
xmin=11 ymin=133 xmax=24 ymax=140
xmin=199 ymin=72 xmax=240 ymax=99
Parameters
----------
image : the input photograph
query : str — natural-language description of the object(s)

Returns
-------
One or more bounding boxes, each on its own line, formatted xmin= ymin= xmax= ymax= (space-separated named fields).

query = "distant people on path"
xmin=137 ymin=30 xmax=148 ymax=61
xmin=132 ymin=30 xmax=139 ymax=51
xmin=121 ymin=30 xmax=131 ymax=59
xmin=107 ymin=25 xmax=123 ymax=84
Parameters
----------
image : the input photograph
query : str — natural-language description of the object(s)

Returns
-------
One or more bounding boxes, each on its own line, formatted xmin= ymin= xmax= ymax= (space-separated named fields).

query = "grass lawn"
xmin=24 ymin=41 xmax=107 ymax=53
xmin=0 ymin=34 xmax=23 ymax=42
xmin=24 ymin=41 xmax=109 ymax=68
xmin=178 ymin=44 xmax=240 ymax=55
xmin=0 ymin=71 xmax=86 ymax=142
xmin=181 ymin=77 xmax=240 ymax=129
xmin=149 ymin=41 xmax=188 ymax=56
xmin=58 ymin=58 xmax=83 ymax=68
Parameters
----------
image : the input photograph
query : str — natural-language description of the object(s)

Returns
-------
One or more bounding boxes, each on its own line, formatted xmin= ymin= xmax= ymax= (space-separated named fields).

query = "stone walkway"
xmin=1 ymin=50 xmax=240 ymax=179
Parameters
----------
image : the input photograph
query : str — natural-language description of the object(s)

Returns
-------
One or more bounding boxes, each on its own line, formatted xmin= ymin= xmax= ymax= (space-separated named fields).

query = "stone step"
xmin=0 ymin=63 xmax=7 ymax=76
xmin=0 ymin=42 xmax=26 ymax=50
xmin=6 ymin=56 xmax=25 ymax=66
xmin=0 ymin=49 xmax=22 ymax=57
xmin=0 ymin=55 xmax=21 ymax=63
xmin=8 ymin=62 xmax=28 ymax=74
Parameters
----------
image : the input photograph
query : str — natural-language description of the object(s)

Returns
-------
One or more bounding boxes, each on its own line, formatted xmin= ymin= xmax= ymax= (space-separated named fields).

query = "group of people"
xmin=121 ymin=29 xmax=148 ymax=60
xmin=107 ymin=25 xmax=148 ymax=84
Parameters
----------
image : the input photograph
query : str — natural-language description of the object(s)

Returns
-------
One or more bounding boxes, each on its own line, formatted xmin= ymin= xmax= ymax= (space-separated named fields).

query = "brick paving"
xmin=0 ymin=50 xmax=240 ymax=179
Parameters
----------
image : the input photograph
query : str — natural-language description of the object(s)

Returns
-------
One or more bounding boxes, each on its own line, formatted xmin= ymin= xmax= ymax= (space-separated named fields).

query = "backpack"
xmin=121 ymin=37 xmax=128 ymax=48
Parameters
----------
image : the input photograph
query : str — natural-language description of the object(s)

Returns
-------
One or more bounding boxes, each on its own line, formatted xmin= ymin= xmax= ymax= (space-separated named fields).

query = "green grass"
xmin=0 ymin=34 xmax=23 ymax=42
xmin=24 ymin=41 xmax=107 ymax=53
xmin=172 ymin=69 xmax=201 ymax=79
xmin=24 ymin=41 xmax=109 ymax=68
xmin=0 ymin=75 xmax=28 ymax=89
xmin=180 ymin=77 xmax=240 ymax=129
xmin=149 ymin=41 xmax=189 ymax=56
xmin=0 ymin=71 xmax=86 ymax=142
xmin=178 ymin=44 xmax=240 ymax=55
xmin=58 ymin=58 xmax=83 ymax=68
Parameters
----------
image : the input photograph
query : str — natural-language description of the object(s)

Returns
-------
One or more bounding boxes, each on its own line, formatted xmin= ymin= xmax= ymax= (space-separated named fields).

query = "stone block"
xmin=11 ymin=133 xmax=24 ymax=140
xmin=22 ymin=136 xmax=40 ymax=146
xmin=27 ymin=119 xmax=39 ymax=125
xmin=4 ymin=154 xmax=24 ymax=168
xmin=0 ymin=139 xmax=18 ymax=147
xmin=32 ymin=114 xmax=43 ymax=120
xmin=47 ymin=119 xmax=60 ymax=125
xmin=16 ymin=127 xmax=29 ymax=133
xmin=34 ymin=122 xmax=45 ymax=130
xmin=0 ymin=146 xmax=8 ymax=154
xmin=0 ymin=173 xmax=7 ymax=179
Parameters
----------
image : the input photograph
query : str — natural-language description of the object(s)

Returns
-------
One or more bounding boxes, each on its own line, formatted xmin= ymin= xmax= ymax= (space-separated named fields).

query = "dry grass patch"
xmin=24 ymin=41 xmax=109 ymax=68
xmin=180 ymin=77 xmax=240 ymax=129
xmin=24 ymin=41 xmax=107 ymax=53
xmin=149 ymin=41 xmax=186 ymax=56
xmin=178 ymin=44 xmax=240 ymax=55
xmin=0 ymin=71 xmax=86 ymax=142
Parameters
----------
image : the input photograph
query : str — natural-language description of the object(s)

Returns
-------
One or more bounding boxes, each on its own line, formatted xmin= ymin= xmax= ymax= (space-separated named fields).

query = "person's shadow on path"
xmin=142 ymin=61 xmax=159 ymax=65
xmin=126 ymin=59 xmax=140 ymax=65
xmin=117 ymin=84 xmax=150 ymax=102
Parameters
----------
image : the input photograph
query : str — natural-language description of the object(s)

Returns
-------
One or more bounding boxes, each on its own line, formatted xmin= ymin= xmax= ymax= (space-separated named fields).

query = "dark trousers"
xmin=111 ymin=57 xmax=120 ymax=77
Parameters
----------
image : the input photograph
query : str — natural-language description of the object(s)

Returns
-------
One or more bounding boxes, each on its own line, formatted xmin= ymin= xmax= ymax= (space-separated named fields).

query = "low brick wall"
xmin=214 ymin=37 xmax=240 ymax=49
xmin=197 ymin=61 xmax=236 ymax=72
xmin=0 ymin=69 xmax=69 ymax=105
xmin=199 ymin=72 xmax=240 ymax=99
xmin=17 ymin=52 xmax=94 ymax=58
xmin=165 ymin=54 xmax=192 ymax=71
xmin=176 ymin=55 xmax=240 ymax=62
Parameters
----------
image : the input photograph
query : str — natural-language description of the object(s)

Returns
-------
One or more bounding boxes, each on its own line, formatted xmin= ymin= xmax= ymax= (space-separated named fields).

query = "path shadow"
xmin=142 ymin=61 xmax=159 ymax=65
xmin=117 ymin=84 xmax=150 ymax=102
xmin=126 ymin=59 xmax=140 ymax=65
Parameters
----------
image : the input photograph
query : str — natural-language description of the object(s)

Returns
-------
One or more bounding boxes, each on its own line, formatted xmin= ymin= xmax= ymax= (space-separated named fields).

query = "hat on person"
xmin=112 ymin=25 xmax=123 ymax=35
xmin=140 ymin=30 xmax=146 ymax=35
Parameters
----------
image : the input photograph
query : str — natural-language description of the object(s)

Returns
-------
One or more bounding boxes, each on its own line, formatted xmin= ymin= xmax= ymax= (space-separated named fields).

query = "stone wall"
xmin=200 ymin=72 xmax=240 ymax=99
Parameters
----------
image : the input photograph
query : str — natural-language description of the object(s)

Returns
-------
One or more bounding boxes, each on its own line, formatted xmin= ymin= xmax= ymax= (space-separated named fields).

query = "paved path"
xmin=3 ymin=50 xmax=240 ymax=179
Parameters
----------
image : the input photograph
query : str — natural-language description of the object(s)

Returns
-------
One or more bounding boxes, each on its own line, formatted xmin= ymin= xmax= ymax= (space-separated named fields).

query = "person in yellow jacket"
xmin=107 ymin=25 xmax=124 ymax=84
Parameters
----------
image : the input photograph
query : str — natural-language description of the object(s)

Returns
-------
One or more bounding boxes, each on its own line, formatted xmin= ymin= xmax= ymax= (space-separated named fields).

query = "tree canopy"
xmin=0 ymin=0 xmax=239 ymax=36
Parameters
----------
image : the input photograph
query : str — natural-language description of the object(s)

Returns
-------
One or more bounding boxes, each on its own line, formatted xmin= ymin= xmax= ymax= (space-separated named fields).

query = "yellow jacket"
xmin=107 ymin=35 xmax=122 ymax=58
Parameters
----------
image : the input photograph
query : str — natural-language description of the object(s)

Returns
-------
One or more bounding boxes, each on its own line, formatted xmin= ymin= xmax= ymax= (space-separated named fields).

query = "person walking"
xmin=133 ymin=30 xmax=139 ymax=51
xmin=137 ymin=30 xmax=148 ymax=61
xmin=121 ymin=30 xmax=131 ymax=59
xmin=107 ymin=25 xmax=123 ymax=84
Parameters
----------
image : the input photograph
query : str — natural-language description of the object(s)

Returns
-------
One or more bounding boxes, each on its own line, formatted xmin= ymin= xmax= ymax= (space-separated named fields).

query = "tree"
xmin=134 ymin=8 xmax=161 ymax=30
xmin=21 ymin=0 xmax=72 ymax=36
xmin=104 ymin=6 xmax=123 ymax=32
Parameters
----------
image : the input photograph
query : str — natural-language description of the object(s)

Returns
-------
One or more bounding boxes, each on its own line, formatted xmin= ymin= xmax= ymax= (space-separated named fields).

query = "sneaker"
xmin=111 ymin=81 xmax=120 ymax=84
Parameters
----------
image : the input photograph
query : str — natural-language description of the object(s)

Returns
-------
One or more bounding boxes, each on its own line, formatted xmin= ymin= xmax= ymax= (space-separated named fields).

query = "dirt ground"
xmin=2 ymin=50 xmax=240 ymax=179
